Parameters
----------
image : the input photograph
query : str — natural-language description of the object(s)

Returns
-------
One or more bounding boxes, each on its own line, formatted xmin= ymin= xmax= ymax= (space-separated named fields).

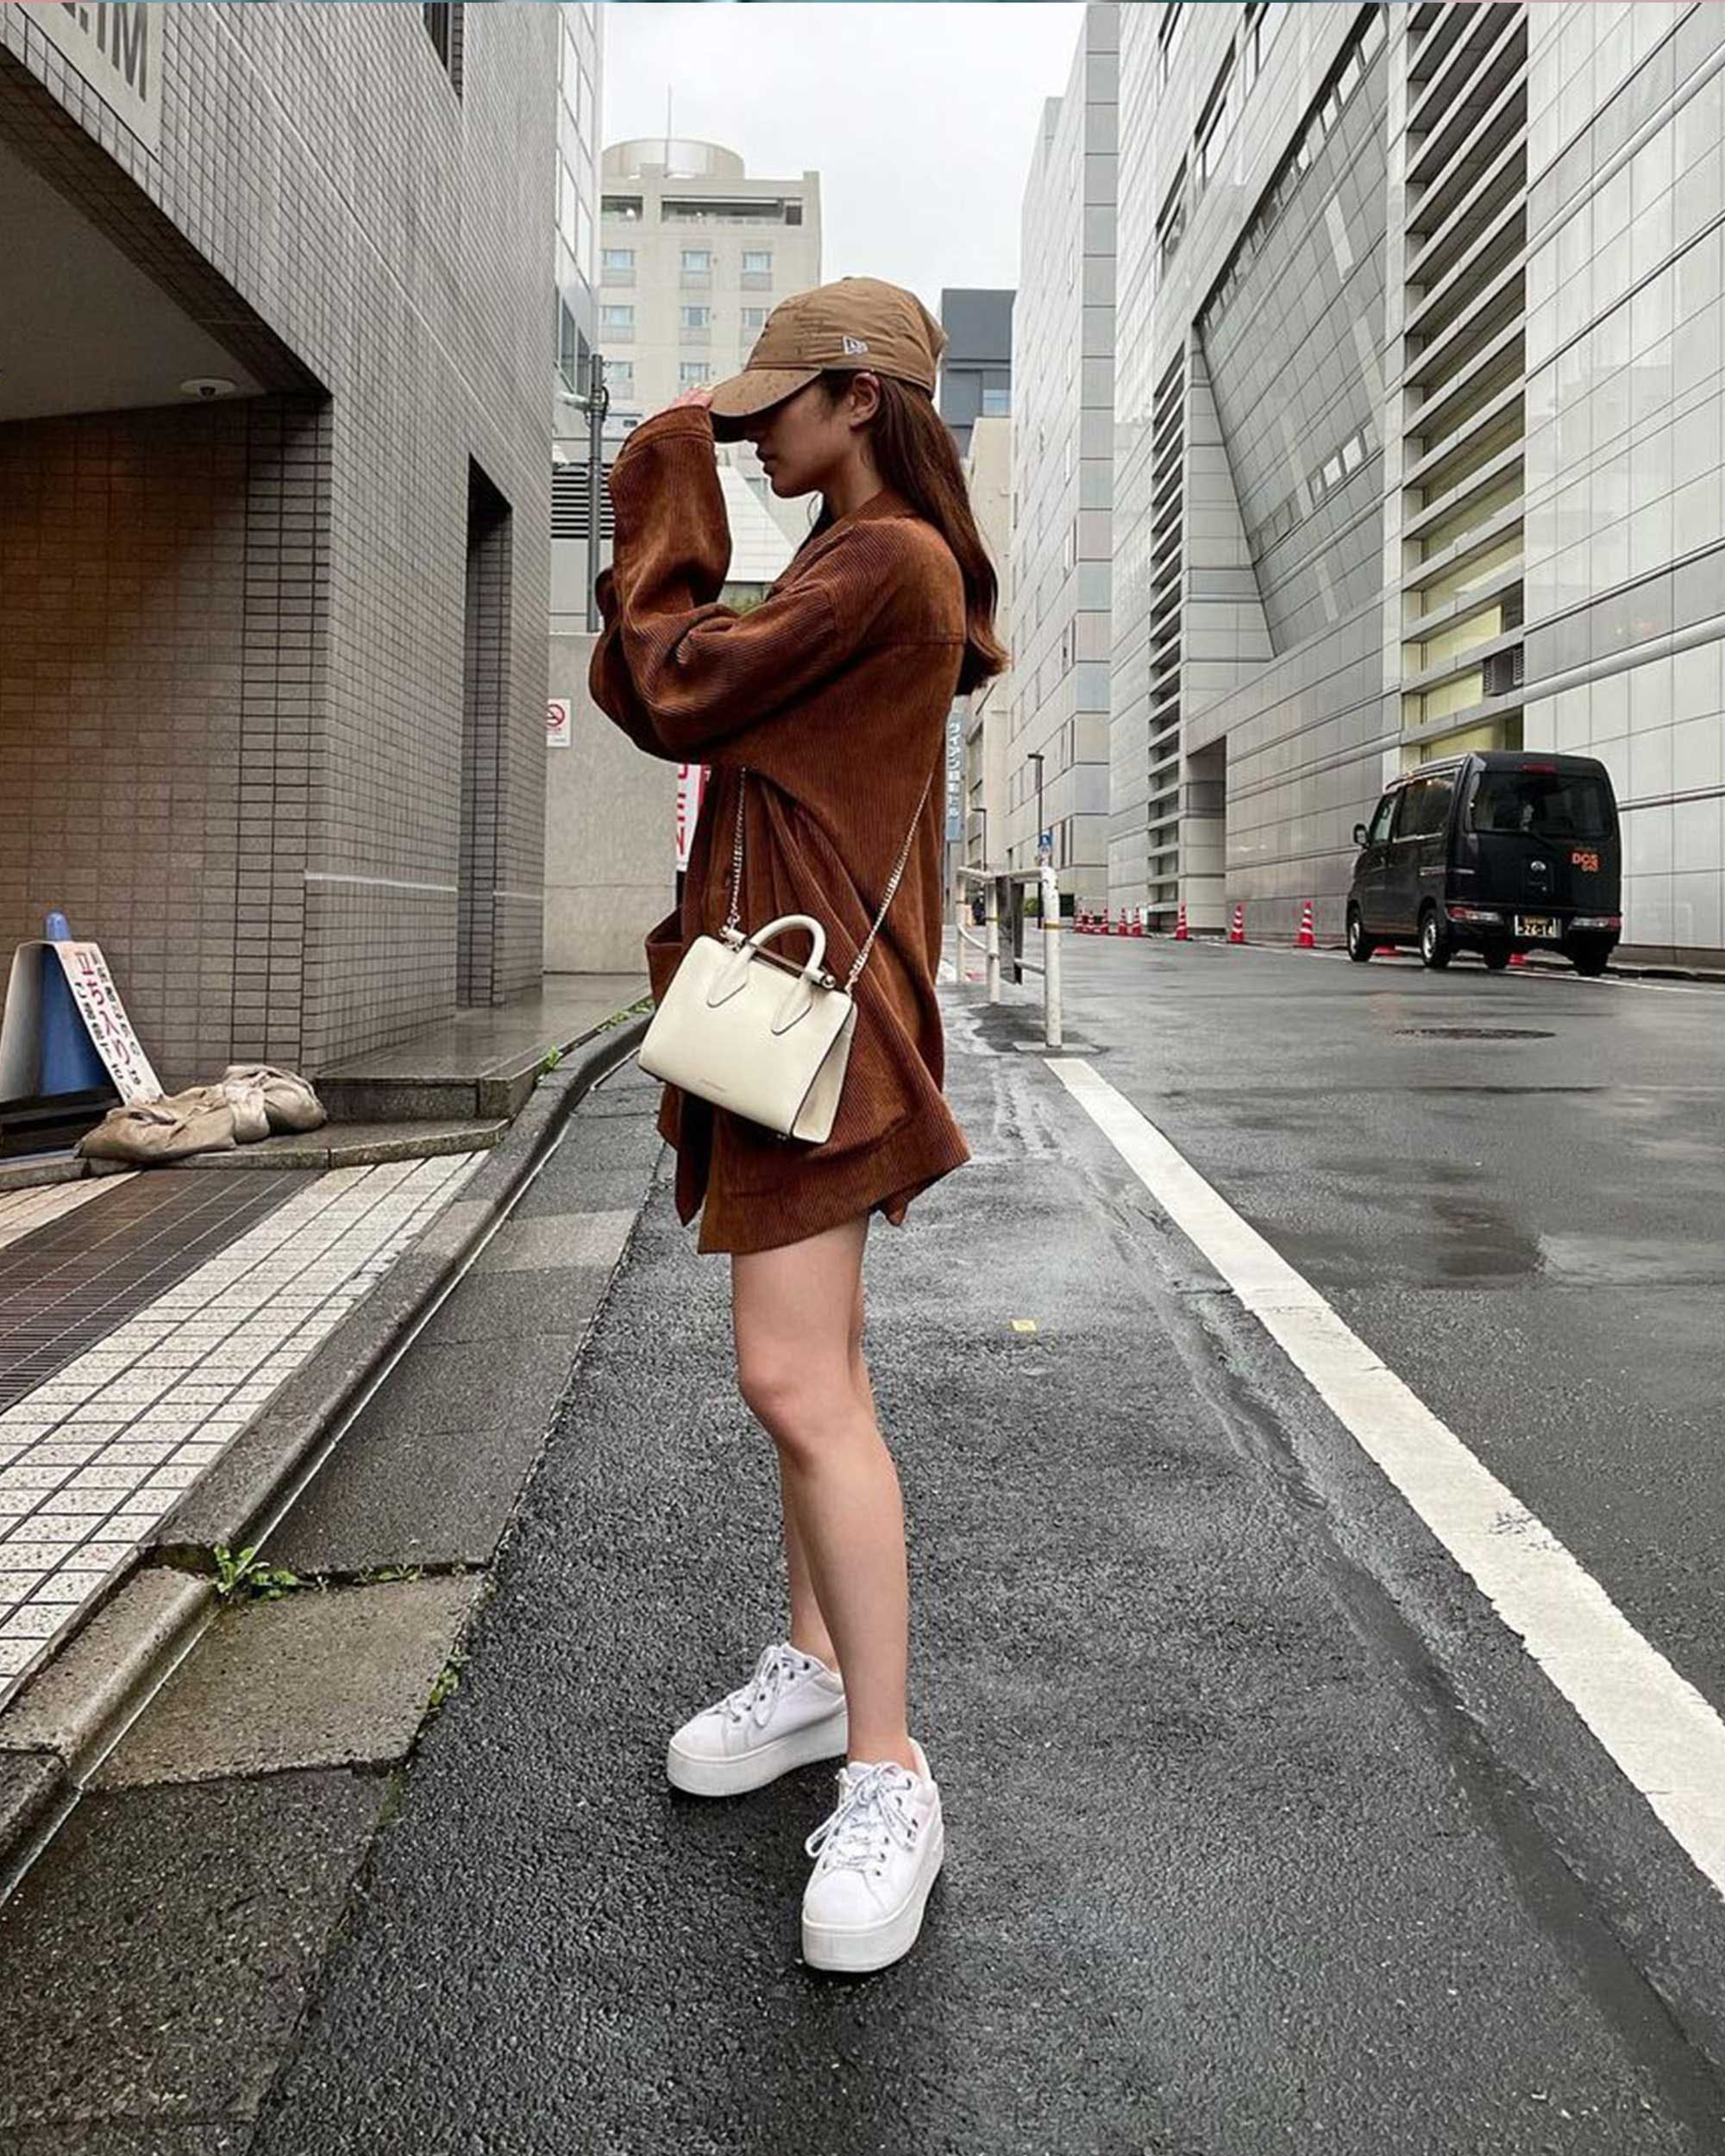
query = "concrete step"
xmin=314 ymin=972 xmax=649 ymax=1122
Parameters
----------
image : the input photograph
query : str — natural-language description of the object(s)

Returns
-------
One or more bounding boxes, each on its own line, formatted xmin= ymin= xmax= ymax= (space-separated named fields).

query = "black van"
xmin=1347 ymin=751 xmax=1622 ymax=975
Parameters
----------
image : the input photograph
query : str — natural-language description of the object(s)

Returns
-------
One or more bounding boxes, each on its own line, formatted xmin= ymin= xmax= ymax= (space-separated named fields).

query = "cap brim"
xmin=706 ymin=366 xmax=822 ymax=442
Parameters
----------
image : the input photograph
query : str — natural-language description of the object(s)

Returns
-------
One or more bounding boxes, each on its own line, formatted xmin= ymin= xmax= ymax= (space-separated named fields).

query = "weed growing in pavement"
xmin=597 ymin=995 xmax=653 ymax=1031
xmin=427 ymin=1650 xmax=469 ymax=1714
xmin=540 ymin=1045 xmax=564 ymax=1074
xmin=211 ymin=1544 xmax=319 ymax=1603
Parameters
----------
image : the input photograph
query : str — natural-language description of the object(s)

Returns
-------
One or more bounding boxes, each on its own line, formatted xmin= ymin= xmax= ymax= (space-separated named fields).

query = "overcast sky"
xmin=600 ymin=3 xmax=1086 ymax=310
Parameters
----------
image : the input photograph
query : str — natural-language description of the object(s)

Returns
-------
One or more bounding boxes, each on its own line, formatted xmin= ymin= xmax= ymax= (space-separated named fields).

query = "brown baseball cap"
xmin=706 ymin=276 xmax=948 ymax=441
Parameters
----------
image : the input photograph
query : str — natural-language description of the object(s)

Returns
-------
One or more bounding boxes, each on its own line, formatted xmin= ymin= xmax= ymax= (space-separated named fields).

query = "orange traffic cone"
xmin=1131 ymin=906 xmax=1145 ymax=937
xmin=1228 ymin=903 xmax=1246 ymax=945
xmin=1296 ymin=900 xmax=1315 ymax=950
xmin=1174 ymin=902 xmax=1189 ymax=942
xmin=1114 ymin=906 xmax=1129 ymax=937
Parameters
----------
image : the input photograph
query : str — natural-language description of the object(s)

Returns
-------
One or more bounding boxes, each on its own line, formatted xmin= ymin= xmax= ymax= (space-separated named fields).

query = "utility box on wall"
xmin=543 ymin=633 xmax=679 ymax=974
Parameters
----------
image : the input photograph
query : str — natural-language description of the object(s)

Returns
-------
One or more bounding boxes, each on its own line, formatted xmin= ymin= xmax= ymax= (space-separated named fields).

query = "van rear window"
xmin=1471 ymin=770 xmax=1613 ymax=839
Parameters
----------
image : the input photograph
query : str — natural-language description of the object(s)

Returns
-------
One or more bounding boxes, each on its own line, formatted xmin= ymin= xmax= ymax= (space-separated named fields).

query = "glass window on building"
xmin=681 ymin=305 xmax=712 ymax=328
xmin=742 ymin=249 xmax=773 ymax=275
xmin=1243 ymin=0 xmax=1289 ymax=88
xmin=681 ymin=248 xmax=712 ymax=273
xmin=1157 ymin=1 xmax=1186 ymax=85
xmin=601 ymin=303 xmax=635 ymax=333
xmin=424 ymin=3 xmax=455 ymax=76
xmin=602 ymin=248 xmax=635 ymax=273
xmin=741 ymin=306 xmax=770 ymax=329
xmin=1195 ymin=51 xmax=1241 ymax=194
xmin=1157 ymin=163 xmax=1188 ymax=274
xmin=606 ymin=360 xmax=635 ymax=398
xmin=681 ymin=360 xmax=712 ymax=387
xmin=982 ymin=385 xmax=1012 ymax=417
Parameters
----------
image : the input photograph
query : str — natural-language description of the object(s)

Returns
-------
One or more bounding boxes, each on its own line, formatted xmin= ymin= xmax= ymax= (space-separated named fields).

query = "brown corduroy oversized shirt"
xmin=589 ymin=404 xmax=972 ymax=1256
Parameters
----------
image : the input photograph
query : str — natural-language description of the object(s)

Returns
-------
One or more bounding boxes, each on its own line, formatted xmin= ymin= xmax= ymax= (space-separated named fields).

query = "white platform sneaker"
xmin=665 ymin=1640 xmax=849 ymax=1797
xmin=800 ymin=1737 xmax=944 ymax=1974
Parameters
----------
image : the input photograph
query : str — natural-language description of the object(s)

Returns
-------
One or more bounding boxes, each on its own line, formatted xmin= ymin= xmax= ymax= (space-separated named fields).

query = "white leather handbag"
xmin=637 ymin=758 xmax=936 ymax=1144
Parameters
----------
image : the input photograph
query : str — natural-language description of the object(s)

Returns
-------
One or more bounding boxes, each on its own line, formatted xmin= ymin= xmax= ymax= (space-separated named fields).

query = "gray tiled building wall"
xmin=0 ymin=394 xmax=329 ymax=1079
xmin=1116 ymin=2 xmax=1391 ymax=939
xmin=1007 ymin=3 xmax=1117 ymax=897
xmin=1112 ymin=0 xmax=1725 ymax=959
xmin=0 ymin=3 xmax=555 ymax=1082
xmin=1521 ymin=2 xmax=1725 ymax=963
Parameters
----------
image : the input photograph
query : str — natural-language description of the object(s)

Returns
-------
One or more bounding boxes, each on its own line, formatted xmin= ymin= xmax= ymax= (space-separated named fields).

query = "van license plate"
xmin=1515 ymin=914 xmax=1558 ymax=938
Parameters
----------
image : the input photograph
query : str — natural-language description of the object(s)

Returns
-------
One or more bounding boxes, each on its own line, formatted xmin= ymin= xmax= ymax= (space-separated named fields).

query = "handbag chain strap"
xmin=722 ymin=757 xmax=938 ymax=995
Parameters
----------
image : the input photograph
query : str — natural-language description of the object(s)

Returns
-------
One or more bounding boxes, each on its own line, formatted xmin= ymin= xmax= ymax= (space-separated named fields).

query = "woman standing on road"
xmin=589 ymin=277 xmax=1005 ymax=1973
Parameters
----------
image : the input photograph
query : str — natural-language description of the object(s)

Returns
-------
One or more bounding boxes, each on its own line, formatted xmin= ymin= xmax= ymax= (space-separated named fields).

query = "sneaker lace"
xmin=804 ymin=1762 xmax=919 ymax=1875
xmin=724 ymin=1641 xmax=803 ymax=1731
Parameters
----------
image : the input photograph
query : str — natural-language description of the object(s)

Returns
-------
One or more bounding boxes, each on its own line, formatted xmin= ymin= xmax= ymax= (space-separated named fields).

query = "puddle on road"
xmin=1424 ymin=1195 xmax=1545 ymax=1281
xmin=1276 ymin=1191 xmax=1545 ymax=1288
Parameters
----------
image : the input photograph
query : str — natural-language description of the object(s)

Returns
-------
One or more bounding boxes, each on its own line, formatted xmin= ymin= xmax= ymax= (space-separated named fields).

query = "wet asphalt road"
xmin=245 ymin=975 xmax=1725 ymax=2155
xmin=1047 ymin=938 xmax=1725 ymax=1726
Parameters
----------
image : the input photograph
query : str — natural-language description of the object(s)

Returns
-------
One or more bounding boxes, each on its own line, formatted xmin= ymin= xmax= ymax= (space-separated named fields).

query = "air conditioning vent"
xmin=552 ymin=463 xmax=616 ymax=542
xmin=1483 ymin=643 xmax=1524 ymax=696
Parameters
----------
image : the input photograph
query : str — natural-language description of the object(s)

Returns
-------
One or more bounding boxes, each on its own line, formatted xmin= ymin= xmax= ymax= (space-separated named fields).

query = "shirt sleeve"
xmin=587 ymin=406 xmax=881 ymax=765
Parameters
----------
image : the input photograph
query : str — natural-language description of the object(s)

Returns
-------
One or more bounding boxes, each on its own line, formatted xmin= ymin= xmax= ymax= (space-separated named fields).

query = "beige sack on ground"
xmin=222 ymin=1063 xmax=326 ymax=1133
xmin=78 ymin=1086 xmax=238 ymax=1164
xmin=219 ymin=1074 xmax=271 ymax=1144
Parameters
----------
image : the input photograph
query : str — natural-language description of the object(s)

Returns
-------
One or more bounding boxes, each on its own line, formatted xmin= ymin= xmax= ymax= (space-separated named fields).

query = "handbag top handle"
xmin=721 ymin=754 xmax=939 ymax=996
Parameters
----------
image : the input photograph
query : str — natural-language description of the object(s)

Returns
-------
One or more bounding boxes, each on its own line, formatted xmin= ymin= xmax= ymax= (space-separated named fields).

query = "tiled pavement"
xmin=0 ymin=1170 xmax=314 ymax=1413
xmin=0 ymin=1154 xmax=484 ymax=1702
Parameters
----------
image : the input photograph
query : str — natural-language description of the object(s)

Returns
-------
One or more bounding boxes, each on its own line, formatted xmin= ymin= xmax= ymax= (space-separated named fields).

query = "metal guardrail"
xmin=950 ymin=864 xmax=1063 ymax=1050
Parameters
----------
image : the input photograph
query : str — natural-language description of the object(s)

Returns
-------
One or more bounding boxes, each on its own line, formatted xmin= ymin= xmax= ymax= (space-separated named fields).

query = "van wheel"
xmin=1346 ymin=906 xmax=1375 ymax=962
xmin=1570 ymin=939 xmax=1612 ymax=978
xmin=1418 ymin=906 xmax=1452 ymax=970
xmin=1482 ymin=940 xmax=1510 ymax=971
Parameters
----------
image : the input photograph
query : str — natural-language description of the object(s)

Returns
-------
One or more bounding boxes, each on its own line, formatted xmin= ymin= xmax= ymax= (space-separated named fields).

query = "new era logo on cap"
xmin=841 ymin=335 xmax=870 ymax=354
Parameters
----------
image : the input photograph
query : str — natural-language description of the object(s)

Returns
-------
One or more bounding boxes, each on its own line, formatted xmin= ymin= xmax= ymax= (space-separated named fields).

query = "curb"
xmin=0 ymin=1009 xmax=652 ymax=1893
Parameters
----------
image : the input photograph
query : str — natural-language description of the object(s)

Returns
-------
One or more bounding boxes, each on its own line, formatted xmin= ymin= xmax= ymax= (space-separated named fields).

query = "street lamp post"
xmin=554 ymin=353 xmax=611 ymax=632
xmin=1027 ymin=749 xmax=1047 ymax=864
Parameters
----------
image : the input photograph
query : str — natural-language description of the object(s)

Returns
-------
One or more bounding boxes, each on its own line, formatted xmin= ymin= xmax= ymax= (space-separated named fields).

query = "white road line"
xmin=1046 ymin=1054 xmax=1725 ymax=1901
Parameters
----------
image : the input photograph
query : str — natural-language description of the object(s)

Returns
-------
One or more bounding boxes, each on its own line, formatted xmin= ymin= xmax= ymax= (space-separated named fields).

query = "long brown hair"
xmin=806 ymin=372 xmax=1008 ymax=697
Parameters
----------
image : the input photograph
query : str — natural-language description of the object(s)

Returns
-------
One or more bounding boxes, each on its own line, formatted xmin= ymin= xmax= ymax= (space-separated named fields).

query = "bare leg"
xmin=777 ymin=1243 xmax=873 ymax=1675
xmin=731 ymin=1210 xmax=916 ymax=1773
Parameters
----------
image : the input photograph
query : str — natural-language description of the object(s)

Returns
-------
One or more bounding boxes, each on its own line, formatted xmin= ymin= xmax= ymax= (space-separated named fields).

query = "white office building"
xmin=1005 ymin=3 xmax=1119 ymax=899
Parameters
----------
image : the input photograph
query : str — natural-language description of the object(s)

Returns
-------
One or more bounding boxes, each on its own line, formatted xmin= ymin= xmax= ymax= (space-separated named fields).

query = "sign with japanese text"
xmin=0 ymin=938 xmax=162 ymax=1105
xmin=675 ymin=763 xmax=708 ymax=873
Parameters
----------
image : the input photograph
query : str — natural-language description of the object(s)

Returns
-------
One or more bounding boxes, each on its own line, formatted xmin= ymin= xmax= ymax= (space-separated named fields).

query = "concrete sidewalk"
xmin=1 ymin=984 xmax=1720 ymax=2152
xmin=0 ymin=984 xmax=651 ymax=1881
